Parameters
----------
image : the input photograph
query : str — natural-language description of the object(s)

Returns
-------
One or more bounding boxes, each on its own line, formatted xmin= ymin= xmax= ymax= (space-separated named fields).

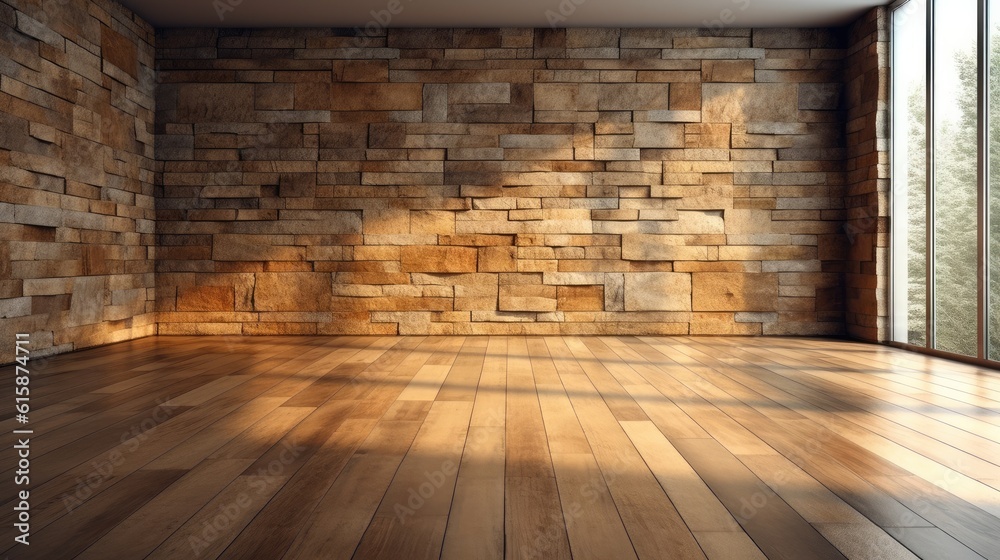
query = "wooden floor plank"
xmin=814 ymin=523 xmax=921 ymax=560
xmin=883 ymin=527 xmax=988 ymax=560
xmin=147 ymin=473 xmax=288 ymax=560
xmin=440 ymin=426 xmax=505 ymax=560
xmin=504 ymin=337 xmax=571 ymax=560
xmin=551 ymin=452 xmax=638 ymax=560
xmin=215 ymin=418 xmax=378 ymax=560
xmin=76 ymin=458 xmax=253 ymax=559
xmin=437 ymin=336 xmax=488 ymax=402
xmin=505 ymin=476 xmax=572 ymax=560
xmin=20 ymin=469 xmax=186 ymax=560
xmin=353 ymin=401 xmax=474 ymax=560
xmin=672 ymin=438 xmax=847 ymax=560
xmin=693 ymin=531 xmax=767 ymax=560
xmin=279 ymin=417 xmax=426 ymax=560
xmin=620 ymin=420 xmax=740 ymax=533
xmin=6 ymin=335 xmax=1000 ymax=560
xmin=555 ymin=368 xmax=706 ymax=560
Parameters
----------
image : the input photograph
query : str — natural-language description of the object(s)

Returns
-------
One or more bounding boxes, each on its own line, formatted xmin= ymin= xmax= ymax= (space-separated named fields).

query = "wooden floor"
xmin=2 ymin=336 xmax=999 ymax=560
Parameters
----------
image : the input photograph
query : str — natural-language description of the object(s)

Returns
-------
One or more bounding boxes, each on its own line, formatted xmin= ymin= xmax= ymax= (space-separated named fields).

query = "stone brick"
xmin=799 ymin=83 xmax=842 ymax=110
xmin=401 ymin=246 xmax=478 ymax=273
xmin=16 ymin=11 xmax=63 ymax=48
xmin=176 ymin=84 xmax=256 ymax=122
xmin=566 ymin=28 xmax=620 ymax=48
xmin=702 ymin=60 xmax=755 ymax=83
xmin=702 ymin=83 xmax=800 ymax=123
xmin=449 ymin=83 xmax=511 ymax=104
xmin=633 ymin=123 xmax=685 ymax=148
xmin=670 ymin=83 xmax=702 ymax=111
xmin=410 ymin=210 xmax=456 ymax=234
xmin=499 ymin=284 xmax=557 ymax=312
xmin=177 ymin=285 xmax=235 ymax=311
xmin=67 ymin=276 xmax=105 ymax=327
xmin=639 ymin=110 xmax=702 ymax=123
xmin=254 ymin=272 xmax=333 ymax=311
xmin=331 ymin=83 xmax=423 ymax=111
xmin=622 ymin=235 xmax=715 ymax=261
xmin=597 ymin=83 xmax=670 ymax=111
xmin=101 ymin=25 xmax=138 ymax=79
xmin=685 ymin=123 xmax=731 ymax=148
xmin=479 ymin=246 xmax=517 ymax=272
xmin=295 ymin=82 xmax=331 ymax=110
xmin=557 ymin=285 xmax=604 ymax=311
xmin=753 ymin=28 xmax=839 ymax=49
xmin=692 ymin=273 xmax=779 ymax=312
xmin=691 ymin=313 xmax=761 ymax=335
xmin=624 ymin=273 xmax=692 ymax=312
xmin=213 ymin=235 xmax=305 ymax=262
xmin=422 ymin=84 xmax=449 ymax=123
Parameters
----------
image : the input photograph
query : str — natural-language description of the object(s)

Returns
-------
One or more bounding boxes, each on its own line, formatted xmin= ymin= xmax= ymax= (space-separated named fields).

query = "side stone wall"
xmin=844 ymin=7 xmax=891 ymax=342
xmin=0 ymin=0 xmax=157 ymax=362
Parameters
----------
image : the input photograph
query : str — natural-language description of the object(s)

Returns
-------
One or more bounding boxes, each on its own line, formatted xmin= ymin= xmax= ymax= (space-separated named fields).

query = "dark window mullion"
xmin=927 ymin=0 xmax=936 ymax=349
xmin=981 ymin=0 xmax=991 ymax=359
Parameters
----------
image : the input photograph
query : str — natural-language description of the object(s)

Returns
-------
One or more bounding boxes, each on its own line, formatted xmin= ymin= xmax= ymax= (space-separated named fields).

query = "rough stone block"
xmin=331 ymin=83 xmax=423 ymax=111
xmin=295 ymin=82 xmax=331 ymax=110
xmin=177 ymin=285 xmax=235 ymax=311
xmin=669 ymin=82 xmax=702 ymax=111
xmin=625 ymin=272 xmax=692 ymax=312
xmin=401 ymin=246 xmax=478 ymax=273
xmin=557 ymin=285 xmax=604 ymax=311
xmin=702 ymin=83 xmax=800 ymax=123
xmin=213 ymin=235 xmax=305 ymax=262
xmin=534 ymin=83 xmax=590 ymax=111
xmin=752 ymin=28 xmax=838 ymax=49
xmin=623 ymin=235 xmax=715 ymax=261
xmin=449 ymin=83 xmax=511 ymax=104
xmin=639 ymin=110 xmax=702 ymax=123
xmin=597 ymin=83 xmax=669 ymax=110
xmin=702 ymin=60 xmax=755 ymax=83
xmin=254 ymin=272 xmax=333 ymax=311
xmin=422 ymin=83 xmax=449 ymax=123
xmin=500 ymin=284 xmax=557 ymax=312
xmin=633 ymin=123 xmax=685 ymax=148
xmin=176 ymin=84 xmax=255 ymax=122
xmin=566 ymin=28 xmax=620 ymax=48
xmin=410 ymin=210 xmax=456 ymax=234
xmin=685 ymin=123 xmax=731 ymax=148
xmin=691 ymin=312 xmax=761 ymax=335
xmin=799 ymin=83 xmax=842 ymax=110
xmin=692 ymin=273 xmax=779 ymax=312
xmin=479 ymin=246 xmax=517 ymax=272
xmin=67 ymin=276 xmax=105 ymax=326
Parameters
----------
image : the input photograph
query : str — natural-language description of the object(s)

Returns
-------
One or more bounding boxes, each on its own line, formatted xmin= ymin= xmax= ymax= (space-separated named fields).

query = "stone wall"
xmin=154 ymin=27 xmax=849 ymax=336
xmin=0 ymin=0 xmax=157 ymax=362
xmin=844 ymin=7 xmax=890 ymax=342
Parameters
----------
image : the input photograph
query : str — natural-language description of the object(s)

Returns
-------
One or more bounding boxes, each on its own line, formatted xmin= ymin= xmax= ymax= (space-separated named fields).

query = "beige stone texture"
xmin=478 ymin=246 xmax=518 ymax=273
xmin=254 ymin=273 xmax=333 ymax=311
xmin=499 ymin=284 xmax=557 ymax=312
xmin=0 ymin=18 xmax=862 ymax=352
xmin=702 ymin=60 xmax=755 ymax=83
xmin=702 ymin=83 xmax=800 ymax=123
xmin=692 ymin=273 xmax=779 ymax=312
xmin=624 ymin=273 xmax=692 ymax=312
xmin=401 ymin=246 xmax=478 ymax=273
xmin=557 ymin=285 xmax=604 ymax=311
xmin=177 ymin=286 xmax=235 ymax=311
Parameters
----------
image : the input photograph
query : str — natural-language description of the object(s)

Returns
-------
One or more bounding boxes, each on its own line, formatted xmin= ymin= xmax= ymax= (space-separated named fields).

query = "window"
xmin=891 ymin=0 xmax=997 ymax=361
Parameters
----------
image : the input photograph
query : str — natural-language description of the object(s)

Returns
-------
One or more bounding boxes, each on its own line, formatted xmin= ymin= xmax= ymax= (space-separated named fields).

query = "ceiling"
xmin=121 ymin=0 xmax=889 ymax=29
